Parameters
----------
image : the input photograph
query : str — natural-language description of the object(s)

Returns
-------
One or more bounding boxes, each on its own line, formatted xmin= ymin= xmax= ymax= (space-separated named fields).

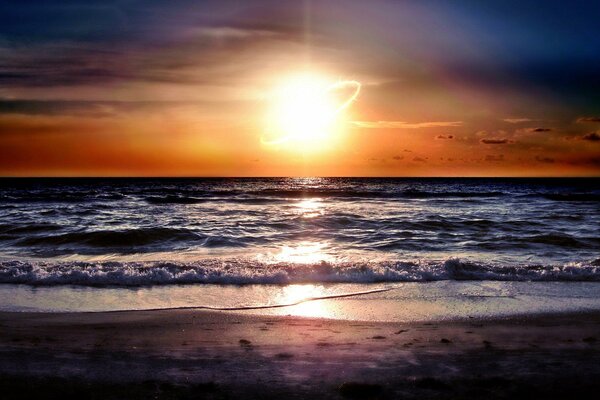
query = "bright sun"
xmin=263 ymin=73 xmax=360 ymax=150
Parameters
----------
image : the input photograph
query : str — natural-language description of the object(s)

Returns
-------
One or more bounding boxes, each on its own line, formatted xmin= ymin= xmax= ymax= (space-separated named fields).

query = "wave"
xmin=1 ymin=189 xmax=510 ymax=205
xmin=1 ymin=258 xmax=599 ymax=286
xmin=145 ymin=195 xmax=208 ymax=204
xmin=14 ymin=228 xmax=202 ymax=248
xmin=0 ymin=223 xmax=63 ymax=234
xmin=143 ymin=190 xmax=507 ymax=203
xmin=4 ymin=189 xmax=599 ymax=204
xmin=246 ymin=189 xmax=507 ymax=199
xmin=475 ymin=234 xmax=600 ymax=250
xmin=541 ymin=193 xmax=600 ymax=202
xmin=145 ymin=195 xmax=285 ymax=205
xmin=0 ymin=192 xmax=125 ymax=203
xmin=1 ymin=225 xmax=597 ymax=257
xmin=142 ymin=190 xmax=600 ymax=203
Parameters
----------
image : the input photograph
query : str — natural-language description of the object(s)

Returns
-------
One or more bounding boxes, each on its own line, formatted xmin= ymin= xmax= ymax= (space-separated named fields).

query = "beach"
xmin=2 ymin=308 xmax=600 ymax=399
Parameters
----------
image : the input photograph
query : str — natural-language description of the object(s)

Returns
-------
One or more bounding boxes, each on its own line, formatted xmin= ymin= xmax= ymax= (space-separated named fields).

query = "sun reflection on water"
xmin=294 ymin=197 xmax=324 ymax=218
xmin=274 ymin=241 xmax=333 ymax=264
xmin=267 ymin=241 xmax=338 ymax=318
xmin=261 ymin=192 xmax=337 ymax=318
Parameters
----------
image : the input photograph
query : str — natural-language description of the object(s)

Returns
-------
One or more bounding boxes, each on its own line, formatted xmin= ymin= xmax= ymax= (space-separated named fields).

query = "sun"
xmin=262 ymin=73 xmax=360 ymax=150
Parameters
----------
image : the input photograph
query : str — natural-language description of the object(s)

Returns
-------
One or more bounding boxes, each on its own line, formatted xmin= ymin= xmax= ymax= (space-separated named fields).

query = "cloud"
xmin=480 ymin=138 xmax=512 ymax=145
xmin=435 ymin=134 xmax=454 ymax=139
xmin=0 ymin=99 xmax=252 ymax=117
xmin=581 ymin=132 xmax=600 ymax=142
xmin=503 ymin=118 xmax=533 ymax=123
xmin=485 ymin=154 xmax=504 ymax=162
xmin=412 ymin=156 xmax=426 ymax=162
xmin=392 ymin=155 xmax=404 ymax=161
xmin=1 ymin=100 xmax=86 ymax=116
xmin=0 ymin=100 xmax=125 ymax=117
xmin=563 ymin=156 xmax=600 ymax=167
xmin=0 ymin=19 xmax=306 ymax=89
xmin=577 ymin=117 xmax=600 ymax=123
xmin=352 ymin=121 xmax=463 ymax=129
xmin=528 ymin=127 xmax=552 ymax=132
xmin=535 ymin=155 xmax=555 ymax=163
xmin=192 ymin=27 xmax=278 ymax=39
xmin=446 ymin=59 xmax=600 ymax=109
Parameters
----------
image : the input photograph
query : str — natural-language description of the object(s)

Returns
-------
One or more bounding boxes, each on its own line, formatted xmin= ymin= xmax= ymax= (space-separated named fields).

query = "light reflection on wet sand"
xmin=3 ymin=281 xmax=600 ymax=321
xmin=273 ymin=284 xmax=337 ymax=318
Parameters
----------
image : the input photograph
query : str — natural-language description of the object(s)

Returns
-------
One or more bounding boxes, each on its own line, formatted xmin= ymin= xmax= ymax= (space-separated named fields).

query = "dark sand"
xmin=1 ymin=309 xmax=600 ymax=399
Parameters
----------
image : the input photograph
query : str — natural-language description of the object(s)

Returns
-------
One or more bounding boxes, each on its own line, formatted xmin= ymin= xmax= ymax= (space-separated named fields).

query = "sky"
xmin=0 ymin=0 xmax=599 ymax=177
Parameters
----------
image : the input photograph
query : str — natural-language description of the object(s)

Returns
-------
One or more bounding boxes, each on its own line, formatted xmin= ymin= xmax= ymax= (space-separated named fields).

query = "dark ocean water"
xmin=0 ymin=178 xmax=598 ymax=286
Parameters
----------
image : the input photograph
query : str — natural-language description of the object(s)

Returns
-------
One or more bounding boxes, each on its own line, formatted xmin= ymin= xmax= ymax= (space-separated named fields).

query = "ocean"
xmin=1 ymin=177 xmax=599 ymax=318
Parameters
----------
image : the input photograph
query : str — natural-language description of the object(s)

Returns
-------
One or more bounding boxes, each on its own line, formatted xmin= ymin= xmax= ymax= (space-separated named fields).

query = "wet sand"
xmin=1 ymin=309 xmax=600 ymax=399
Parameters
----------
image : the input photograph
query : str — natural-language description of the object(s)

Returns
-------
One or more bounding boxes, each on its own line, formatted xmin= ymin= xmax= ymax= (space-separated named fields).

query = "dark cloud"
xmin=0 ymin=99 xmax=254 ymax=117
xmin=0 ymin=1 xmax=310 ymax=89
xmin=391 ymin=2 xmax=600 ymax=110
xmin=1 ymin=0 xmax=597 ymax=100
xmin=392 ymin=155 xmax=404 ymax=161
xmin=480 ymin=138 xmax=512 ymax=145
xmin=565 ymin=156 xmax=600 ymax=167
xmin=435 ymin=134 xmax=454 ymax=139
xmin=0 ymin=27 xmax=303 ymax=88
xmin=528 ymin=127 xmax=552 ymax=132
xmin=535 ymin=155 xmax=555 ymax=163
xmin=0 ymin=100 xmax=118 ymax=117
xmin=412 ymin=157 xmax=426 ymax=162
xmin=446 ymin=59 xmax=600 ymax=109
xmin=577 ymin=117 xmax=600 ymax=123
xmin=581 ymin=132 xmax=600 ymax=142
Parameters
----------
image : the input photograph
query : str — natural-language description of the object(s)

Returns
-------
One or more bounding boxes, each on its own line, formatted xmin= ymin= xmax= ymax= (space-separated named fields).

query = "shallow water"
xmin=3 ymin=281 xmax=600 ymax=322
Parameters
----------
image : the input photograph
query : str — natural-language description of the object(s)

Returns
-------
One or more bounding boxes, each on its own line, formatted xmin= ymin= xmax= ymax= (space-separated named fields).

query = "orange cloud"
xmin=351 ymin=121 xmax=463 ymax=129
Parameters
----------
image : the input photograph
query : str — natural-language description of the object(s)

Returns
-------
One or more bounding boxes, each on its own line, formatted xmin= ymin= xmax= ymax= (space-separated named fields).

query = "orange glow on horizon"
xmin=0 ymin=68 xmax=598 ymax=177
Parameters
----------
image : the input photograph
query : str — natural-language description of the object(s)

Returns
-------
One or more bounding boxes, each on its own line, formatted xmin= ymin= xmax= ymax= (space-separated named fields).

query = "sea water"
xmin=1 ymin=178 xmax=599 ymax=320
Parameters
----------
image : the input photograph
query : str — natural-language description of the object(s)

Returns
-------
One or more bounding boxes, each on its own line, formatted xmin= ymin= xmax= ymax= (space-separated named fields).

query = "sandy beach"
xmin=2 ymin=309 xmax=600 ymax=399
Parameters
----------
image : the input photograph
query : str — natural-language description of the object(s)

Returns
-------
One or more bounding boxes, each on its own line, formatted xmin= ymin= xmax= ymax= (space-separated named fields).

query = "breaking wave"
xmin=1 ymin=258 xmax=600 ymax=287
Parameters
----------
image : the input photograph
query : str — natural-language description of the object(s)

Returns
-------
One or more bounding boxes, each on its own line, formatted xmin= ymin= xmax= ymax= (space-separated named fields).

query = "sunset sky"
xmin=1 ymin=0 xmax=599 ymax=177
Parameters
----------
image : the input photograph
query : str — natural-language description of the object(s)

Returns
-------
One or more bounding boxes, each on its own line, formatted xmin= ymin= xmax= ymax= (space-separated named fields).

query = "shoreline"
xmin=4 ymin=303 xmax=600 ymax=322
xmin=4 ymin=280 xmax=600 ymax=321
xmin=2 ymin=308 xmax=600 ymax=399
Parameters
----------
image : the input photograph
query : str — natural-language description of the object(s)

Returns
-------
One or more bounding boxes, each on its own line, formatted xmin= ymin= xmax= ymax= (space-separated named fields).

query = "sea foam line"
xmin=1 ymin=258 xmax=600 ymax=286
xmin=104 ymin=286 xmax=394 ymax=314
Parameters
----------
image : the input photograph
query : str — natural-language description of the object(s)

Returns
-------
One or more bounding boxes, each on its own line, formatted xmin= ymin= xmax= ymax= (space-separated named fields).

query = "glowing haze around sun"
xmin=262 ymin=73 xmax=361 ymax=152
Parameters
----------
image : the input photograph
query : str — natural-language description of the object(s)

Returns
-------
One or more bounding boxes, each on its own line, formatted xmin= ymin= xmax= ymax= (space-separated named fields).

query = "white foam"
xmin=1 ymin=258 xmax=599 ymax=286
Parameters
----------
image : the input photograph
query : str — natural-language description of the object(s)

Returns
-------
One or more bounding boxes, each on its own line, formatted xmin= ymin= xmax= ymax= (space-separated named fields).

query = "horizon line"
xmin=0 ymin=176 xmax=598 ymax=179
